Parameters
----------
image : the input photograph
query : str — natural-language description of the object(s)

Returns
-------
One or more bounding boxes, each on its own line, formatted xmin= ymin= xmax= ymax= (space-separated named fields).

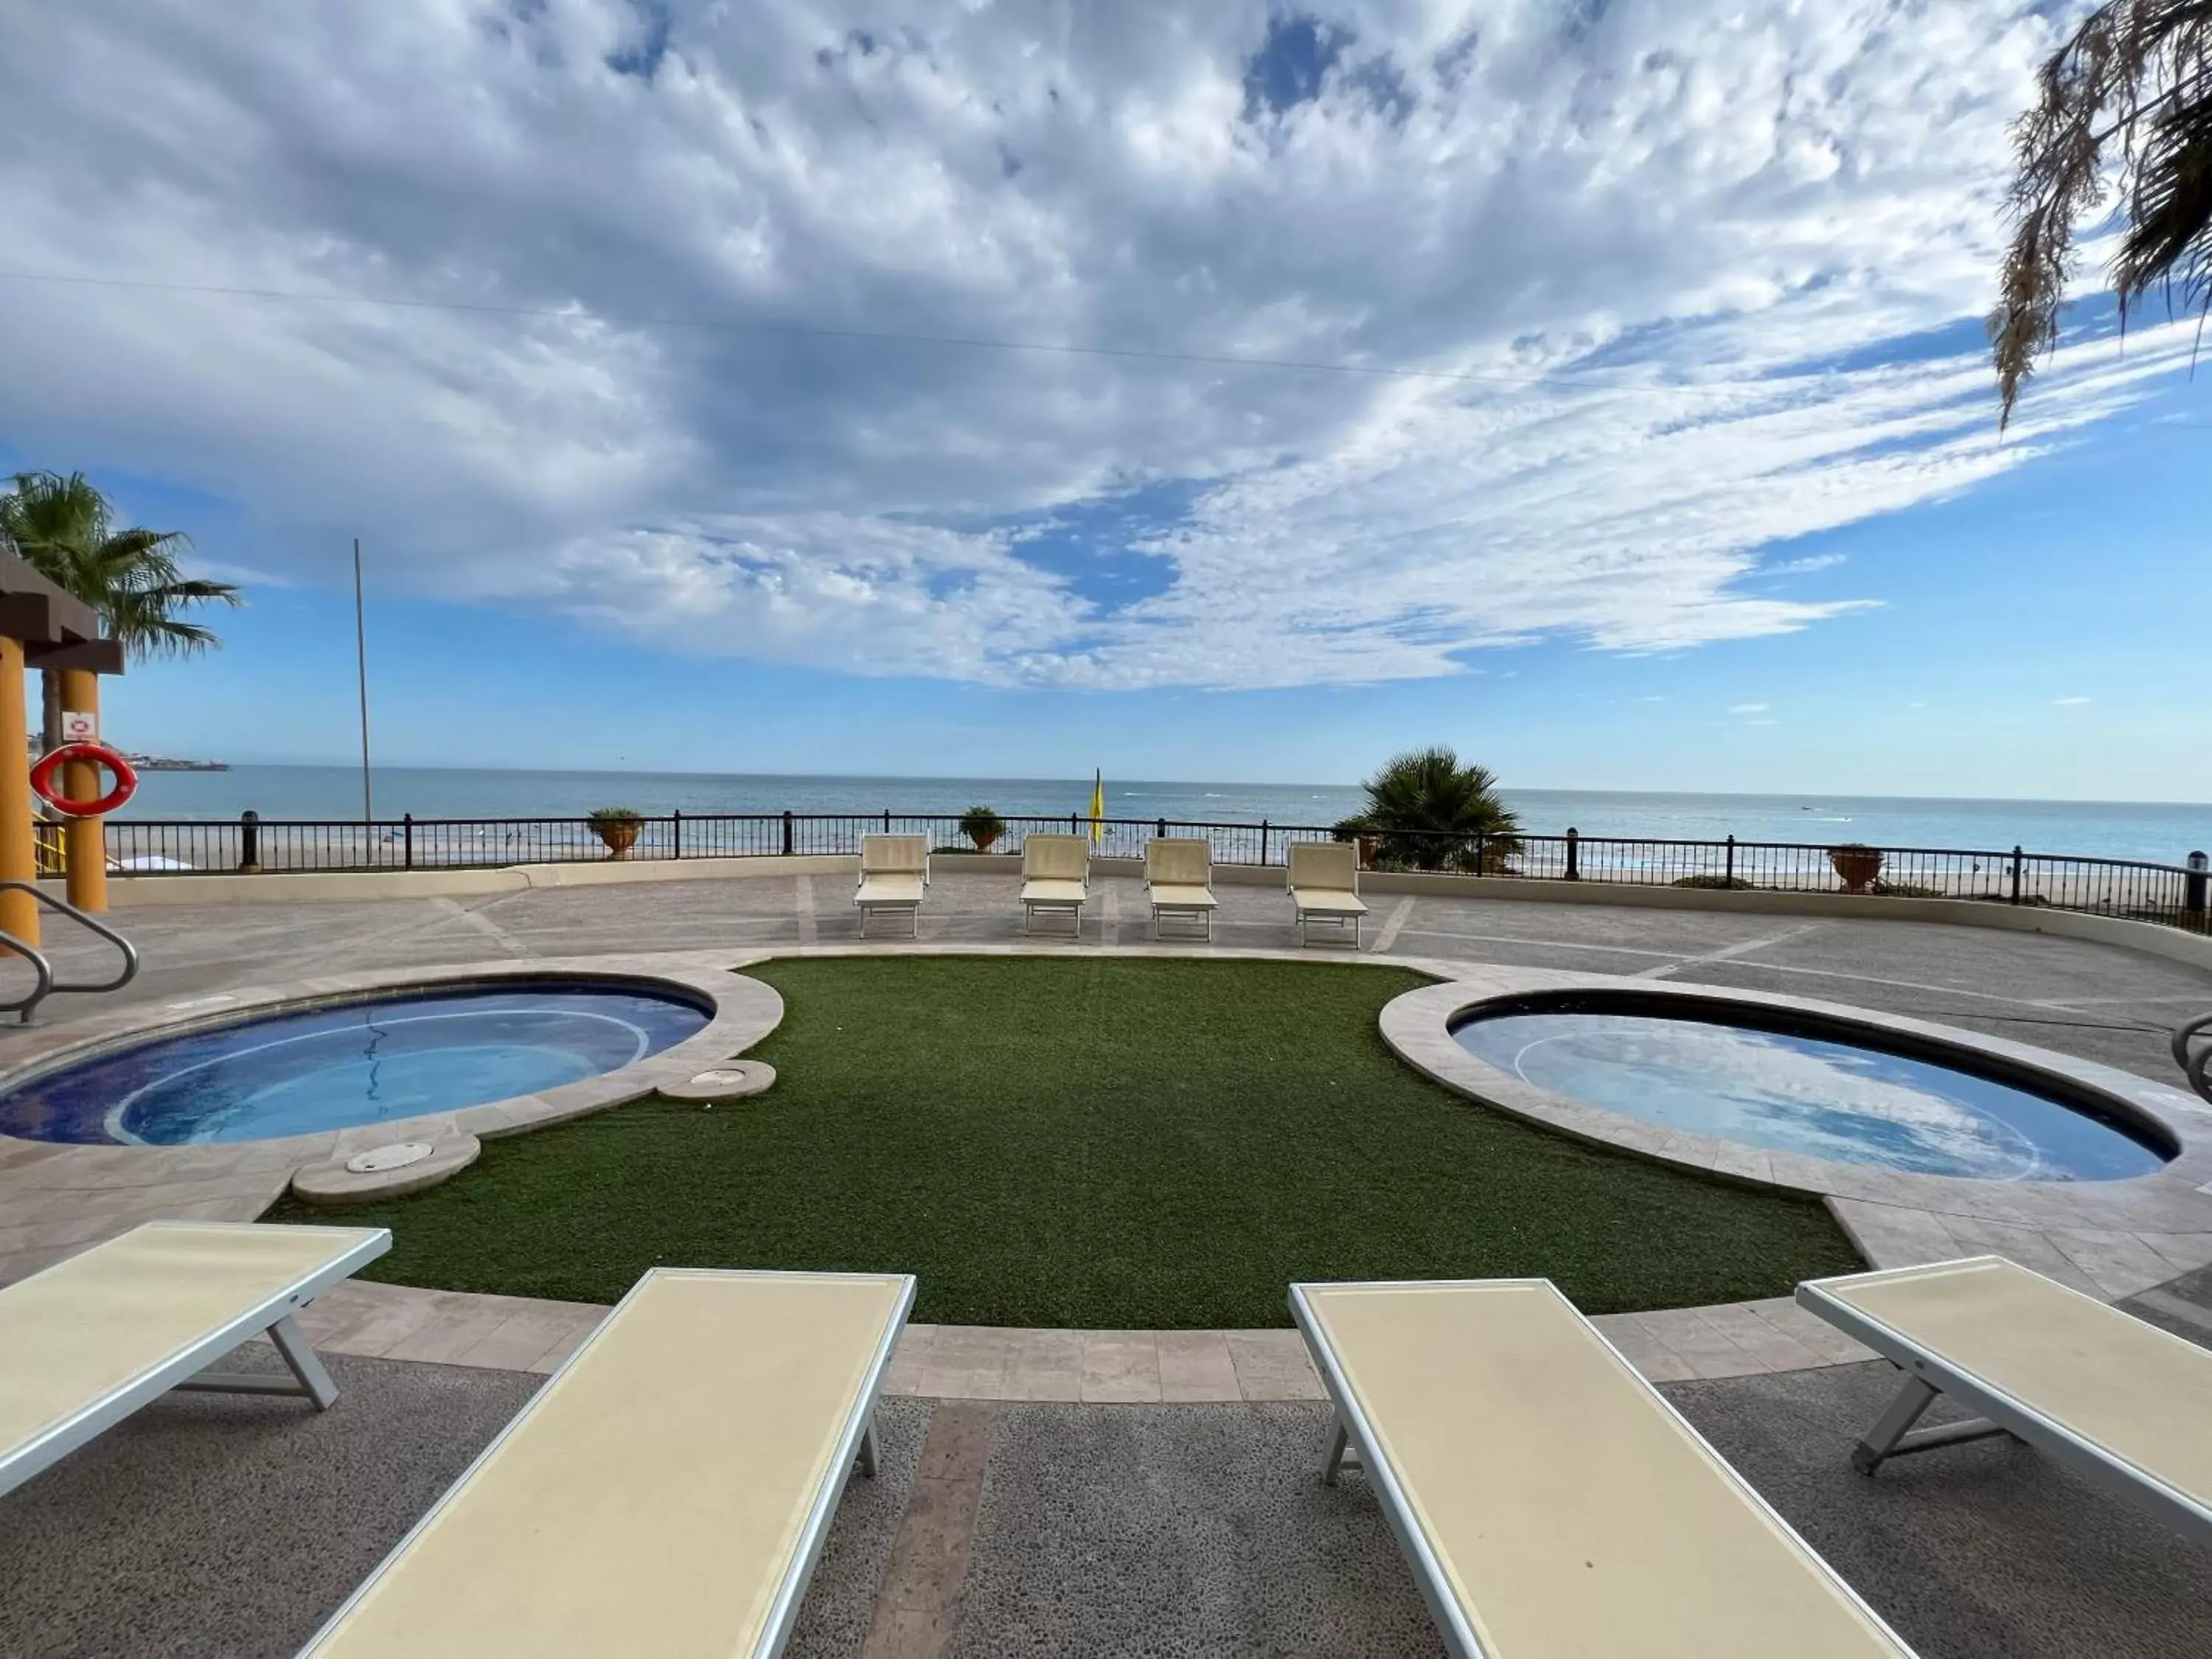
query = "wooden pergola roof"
xmin=0 ymin=552 xmax=125 ymax=675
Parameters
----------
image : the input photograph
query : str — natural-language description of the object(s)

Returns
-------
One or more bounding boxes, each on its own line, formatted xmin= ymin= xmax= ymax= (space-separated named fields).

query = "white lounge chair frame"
xmin=1287 ymin=841 xmax=1366 ymax=950
xmin=1144 ymin=837 xmax=1217 ymax=940
xmin=1019 ymin=833 xmax=1091 ymax=936
xmin=1798 ymin=1256 xmax=2212 ymax=1545
xmin=854 ymin=834 xmax=930 ymax=938
xmin=0 ymin=1220 xmax=390 ymax=1498
xmin=1292 ymin=1277 xmax=1917 ymax=1659
xmin=300 ymin=1267 xmax=917 ymax=1659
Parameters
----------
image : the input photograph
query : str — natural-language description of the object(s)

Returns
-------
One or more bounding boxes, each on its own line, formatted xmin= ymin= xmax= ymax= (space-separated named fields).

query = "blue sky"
xmin=3 ymin=1 xmax=2208 ymax=799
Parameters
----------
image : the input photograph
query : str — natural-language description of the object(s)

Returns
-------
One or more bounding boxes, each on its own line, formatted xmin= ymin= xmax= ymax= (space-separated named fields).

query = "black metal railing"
xmin=88 ymin=812 xmax=2212 ymax=933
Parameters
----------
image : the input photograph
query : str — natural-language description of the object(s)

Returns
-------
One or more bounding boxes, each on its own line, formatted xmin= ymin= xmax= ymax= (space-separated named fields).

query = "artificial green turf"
xmin=270 ymin=956 xmax=1861 ymax=1327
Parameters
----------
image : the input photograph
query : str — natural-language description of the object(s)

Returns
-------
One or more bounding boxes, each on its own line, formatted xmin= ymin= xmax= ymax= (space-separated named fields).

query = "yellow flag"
xmin=1088 ymin=769 xmax=1105 ymax=844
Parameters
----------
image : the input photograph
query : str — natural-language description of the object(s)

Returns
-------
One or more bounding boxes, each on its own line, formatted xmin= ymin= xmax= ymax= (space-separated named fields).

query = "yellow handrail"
xmin=32 ymin=818 xmax=64 ymax=876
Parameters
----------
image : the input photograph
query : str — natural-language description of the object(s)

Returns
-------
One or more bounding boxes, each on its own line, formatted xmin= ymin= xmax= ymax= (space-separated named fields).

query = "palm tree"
xmin=1991 ymin=0 xmax=2212 ymax=426
xmin=0 ymin=471 xmax=241 ymax=749
xmin=1334 ymin=745 xmax=1521 ymax=873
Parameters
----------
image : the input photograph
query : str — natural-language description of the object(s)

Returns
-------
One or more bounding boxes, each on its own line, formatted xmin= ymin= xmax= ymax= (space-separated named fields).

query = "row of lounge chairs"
xmin=5 ymin=1225 xmax=2207 ymax=1655
xmin=853 ymin=832 xmax=1371 ymax=946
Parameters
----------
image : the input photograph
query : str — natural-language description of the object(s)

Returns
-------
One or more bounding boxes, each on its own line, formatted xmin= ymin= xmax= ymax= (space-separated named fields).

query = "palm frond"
xmin=0 ymin=471 xmax=237 ymax=660
xmin=1352 ymin=745 xmax=1522 ymax=872
xmin=1993 ymin=0 xmax=2212 ymax=427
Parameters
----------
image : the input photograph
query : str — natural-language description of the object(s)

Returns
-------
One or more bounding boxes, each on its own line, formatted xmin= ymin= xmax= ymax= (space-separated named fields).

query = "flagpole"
xmin=352 ymin=538 xmax=374 ymax=822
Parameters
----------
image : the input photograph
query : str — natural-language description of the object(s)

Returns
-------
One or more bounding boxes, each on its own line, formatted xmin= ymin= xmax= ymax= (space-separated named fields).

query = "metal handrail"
xmin=0 ymin=883 xmax=137 ymax=1024
xmin=0 ymin=929 xmax=54 ymax=1025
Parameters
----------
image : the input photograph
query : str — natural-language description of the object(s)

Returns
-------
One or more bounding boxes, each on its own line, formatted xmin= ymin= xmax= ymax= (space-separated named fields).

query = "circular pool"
xmin=1450 ymin=998 xmax=2173 ymax=1182
xmin=0 ymin=982 xmax=711 ymax=1146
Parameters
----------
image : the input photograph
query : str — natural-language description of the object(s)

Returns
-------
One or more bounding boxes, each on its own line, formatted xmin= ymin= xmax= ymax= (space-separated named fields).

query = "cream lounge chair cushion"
xmin=1295 ymin=1279 xmax=1914 ymax=1658
xmin=1287 ymin=842 xmax=1364 ymax=911
xmin=858 ymin=835 xmax=929 ymax=877
xmin=1145 ymin=838 xmax=1212 ymax=888
xmin=855 ymin=874 xmax=925 ymax=906
xmin=303 ymin=1268 xmax=914 ymax=1659
xmin=0 ymin=1220 xmax=389 ymax=1494
xmin=1801 ymin=1256 xmax=2212 ymax=1511
xmin=1020 ymin=878 xmax=1089 ymax=906
xmin=1021 ymin=833 xmax=1091 ymax=883
xmin=1148 ymin=883 xmax=1218 ymax=911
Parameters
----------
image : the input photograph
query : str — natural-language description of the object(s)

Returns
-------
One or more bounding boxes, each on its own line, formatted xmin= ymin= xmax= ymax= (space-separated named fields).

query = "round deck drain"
xmin=345 ymin=1141 xmax=435 ymax=1174
xmin=296 ymin=1135 xmax=481 ymax=1204
xmin=661 ymin=1061 xmax=776 ymax=1102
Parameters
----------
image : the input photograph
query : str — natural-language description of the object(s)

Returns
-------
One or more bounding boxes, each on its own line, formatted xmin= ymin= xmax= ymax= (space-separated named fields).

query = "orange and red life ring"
xmin=29 ymin=742 xmax=138 ymax=818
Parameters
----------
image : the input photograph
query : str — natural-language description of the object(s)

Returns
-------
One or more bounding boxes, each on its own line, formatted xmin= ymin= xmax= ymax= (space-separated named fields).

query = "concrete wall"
xmin=97 ymin=849 xmax=2212 ymax=973
xmin=102 ymin=853 xmax=858 ymax=907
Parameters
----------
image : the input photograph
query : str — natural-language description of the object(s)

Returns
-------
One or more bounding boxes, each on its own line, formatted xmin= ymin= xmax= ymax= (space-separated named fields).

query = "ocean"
xmin=117 ymin=766 xmax=2212 ymax=866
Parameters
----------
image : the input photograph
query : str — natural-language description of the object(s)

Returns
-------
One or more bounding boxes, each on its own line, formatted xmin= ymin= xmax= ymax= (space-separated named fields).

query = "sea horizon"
xmin=114 ymin=764 xmax=2212 ymax=866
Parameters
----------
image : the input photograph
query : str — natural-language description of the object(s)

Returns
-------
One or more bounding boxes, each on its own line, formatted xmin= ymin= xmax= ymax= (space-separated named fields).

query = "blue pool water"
xmin=0 ymin=984 xmax=710 ymax=1145
xmin=1451 ymin=1007 xmax=2169 ymax=1182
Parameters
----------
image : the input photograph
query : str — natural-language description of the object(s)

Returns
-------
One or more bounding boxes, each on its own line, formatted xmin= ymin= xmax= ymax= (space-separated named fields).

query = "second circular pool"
xmin=1451 ymin=1001 xmax=2171 ymax=1182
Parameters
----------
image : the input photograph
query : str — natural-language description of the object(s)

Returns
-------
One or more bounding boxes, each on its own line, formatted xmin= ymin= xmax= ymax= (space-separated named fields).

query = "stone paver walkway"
xmin=291 ymin=1276 xmax=1877 ymax=1395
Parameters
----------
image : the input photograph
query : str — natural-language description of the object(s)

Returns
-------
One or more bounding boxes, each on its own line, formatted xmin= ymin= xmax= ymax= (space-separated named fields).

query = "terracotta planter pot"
xmin=968 ymin=830 xmax=1001 ymax=853
xmin=1829 ymin=845 xmax=1883 ymax=894
xmin=595 ymin=821 xmax=641 ymax=860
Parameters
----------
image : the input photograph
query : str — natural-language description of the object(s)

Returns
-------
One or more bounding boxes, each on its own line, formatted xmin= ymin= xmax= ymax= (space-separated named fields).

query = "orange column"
xmin=0 ymin=638 xmax=36 ymax=945
xmin=60 ymin=669 xmax=107 ymax=914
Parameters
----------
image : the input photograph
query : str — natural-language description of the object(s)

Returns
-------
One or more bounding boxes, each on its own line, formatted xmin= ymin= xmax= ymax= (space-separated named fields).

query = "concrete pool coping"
xmin=1382 ymin=967 xmax=2212 ymax=1268
xmin=8 ymin=941 xmax=2212 ymax=1393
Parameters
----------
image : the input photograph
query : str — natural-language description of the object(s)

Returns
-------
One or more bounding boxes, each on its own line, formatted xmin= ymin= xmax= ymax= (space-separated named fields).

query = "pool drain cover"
xmin=661 ymin=1061 xmax=777 ymax=1102
xmin=346 ymin=1141 xmax=435 ymax=1174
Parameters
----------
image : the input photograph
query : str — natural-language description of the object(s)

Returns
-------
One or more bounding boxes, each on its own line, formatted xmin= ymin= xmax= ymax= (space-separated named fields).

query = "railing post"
xmin=1473 ymin=830 xmax=1486 ymax=875
xmin=672 ymin=808 xmax=682 ymax=860
xmin=2186 ymin=851 xmax=2208 ymax=925
xmin=883 ymin=808 xmax=891 ymax=833
xmin=1725 ymin=835 xmax=1735 ymax=886
xmin=1260 ymin=818 xmax=1270 ymax=866
xmin=782 ymin=810 xmax=794 ymax=857
xmin=2010 ymin=845 xmax=2024 ymax=905
xmin=238 ymin=810 xmax=260 ymax=874
xmin=403 ymin=813 xmax=414 ymax=871
xmin=1156 ymin=816 xmax=1166 ymax=838
xmin=1564 ymin=827 xmax=1579 ymax=881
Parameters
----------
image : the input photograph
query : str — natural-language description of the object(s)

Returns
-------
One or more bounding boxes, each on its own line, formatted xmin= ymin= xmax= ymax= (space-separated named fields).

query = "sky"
xmin=0 ymin=0 xmax=2206 ymax=798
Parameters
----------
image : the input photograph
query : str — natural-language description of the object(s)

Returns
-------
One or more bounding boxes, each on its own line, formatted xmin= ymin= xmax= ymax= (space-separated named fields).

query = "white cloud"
xmin=2053 ymin=695 xmax=2092 ymax=706
xmin=0 ymin=0 xmax=2192 ymax=689
xmin=1729 ymin=703 xmax=1771 ymax=714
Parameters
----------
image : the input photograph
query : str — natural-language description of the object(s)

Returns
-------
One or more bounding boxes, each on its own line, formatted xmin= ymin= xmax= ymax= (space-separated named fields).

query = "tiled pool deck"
xmin=7 ymin=871 xmax=2212 ymax=1656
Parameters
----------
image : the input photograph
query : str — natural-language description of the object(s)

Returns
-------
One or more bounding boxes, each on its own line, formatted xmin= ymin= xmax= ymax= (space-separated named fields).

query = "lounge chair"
xmin=1019 ymin=832 xmax=1090 ymax=936
xmin=1798 ymin=1255 xmax=2212 ymax=1543
xmin=854 ymin=833 xmax=929 ymax=938
xmin=1287 ymin=841 xmax=1367 ymax=949
xmin=301 ymin=1267 xmax=917 ymax=1658
xmin=1291 ymin=1278 xmax=1919 ymax=1658
xmin=1144 ymin=837 xmax=1217 ymax=940
xmin=0 ymin=1220 xmax=390 ymax=1498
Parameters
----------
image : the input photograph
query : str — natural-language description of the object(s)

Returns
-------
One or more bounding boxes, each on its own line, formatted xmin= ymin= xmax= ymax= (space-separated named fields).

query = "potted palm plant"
xmin=588 ymin=806 xmax=644 ymax=860
xmin=1334 ymin=747 xmax=1521 ymax=873
xmin=1829 ymin=842 xmax=1885 ymax=894
xmin=959 ymin=804 xmax=1006 ymax=852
